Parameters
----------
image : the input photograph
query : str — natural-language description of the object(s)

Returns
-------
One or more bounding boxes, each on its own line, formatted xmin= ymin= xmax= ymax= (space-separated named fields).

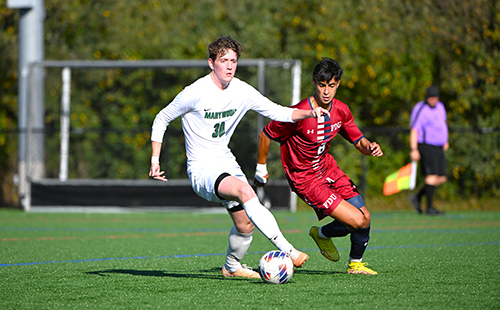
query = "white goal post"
xmin=22 ymin=59 xmax=302 ymax=212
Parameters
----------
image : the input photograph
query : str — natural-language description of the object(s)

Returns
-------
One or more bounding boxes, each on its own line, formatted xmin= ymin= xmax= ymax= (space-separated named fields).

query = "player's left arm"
xmin=339 ymin=104 xmax=382 ymax=157
xmin=291 ymin=107 xmax=330 ymax=121
xmin=254 ymin=129 xmax=271 ymax=187
xmin=354 ymin=137 xmax=383 ymax=157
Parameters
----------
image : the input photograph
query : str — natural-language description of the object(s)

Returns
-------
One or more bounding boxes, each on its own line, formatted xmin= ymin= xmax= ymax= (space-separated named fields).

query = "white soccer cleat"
xmin=222 ymin=264 xmax=260 ymax=279
xmin=290 ymin=250 xmax=309 ymax=268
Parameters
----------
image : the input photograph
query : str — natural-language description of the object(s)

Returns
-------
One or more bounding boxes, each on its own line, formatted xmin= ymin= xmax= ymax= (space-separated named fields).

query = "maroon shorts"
xmin=293 ymin=174 xmax=360 ymax=220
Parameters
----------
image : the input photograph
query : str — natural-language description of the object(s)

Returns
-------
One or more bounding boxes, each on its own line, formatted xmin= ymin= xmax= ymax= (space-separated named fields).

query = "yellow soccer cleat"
xmin=309 ymin=226 xmax=340 ymax=262
xmin=222 ymin=264 xmax=260 ymax=279
xmin=347 ymin=261 xmax=378 ymax=275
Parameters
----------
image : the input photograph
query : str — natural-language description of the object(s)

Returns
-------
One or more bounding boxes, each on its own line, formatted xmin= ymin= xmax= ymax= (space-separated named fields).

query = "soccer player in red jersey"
xmin=254 ymin=58 xmax=383 ymax=274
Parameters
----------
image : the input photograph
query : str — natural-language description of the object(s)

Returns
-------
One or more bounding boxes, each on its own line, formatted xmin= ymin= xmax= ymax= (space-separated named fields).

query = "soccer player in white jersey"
xmin=149 ymin=36 xmax=329 ymax=278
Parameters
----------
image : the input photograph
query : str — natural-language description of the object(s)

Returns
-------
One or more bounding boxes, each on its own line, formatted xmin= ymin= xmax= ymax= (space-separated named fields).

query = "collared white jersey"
xmin=151 ymin=74 xmax=295 ymax=166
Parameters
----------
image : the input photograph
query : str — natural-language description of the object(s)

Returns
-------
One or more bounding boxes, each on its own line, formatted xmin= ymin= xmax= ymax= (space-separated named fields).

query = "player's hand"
xmin=149 ymin=163 xmax=168 ymax=182
xmin=410 ymin=149 xmax=420 ymax=162
xmin=254 ymin=163 xmax=269 ymax=187
xmin=443 ymin=142 xmax=449 ymax=152
xmin=369 ymin=142 xmax=383 ymax=157
xmin=312 ymin=107 xmax=330 ymax=118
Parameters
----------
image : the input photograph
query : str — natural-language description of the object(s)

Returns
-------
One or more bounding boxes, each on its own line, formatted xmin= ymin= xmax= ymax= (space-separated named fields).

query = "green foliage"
xmin=1 ymin=0 xmax=499 ymax=204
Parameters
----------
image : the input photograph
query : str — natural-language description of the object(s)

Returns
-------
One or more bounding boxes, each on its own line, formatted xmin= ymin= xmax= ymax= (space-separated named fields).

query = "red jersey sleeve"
xmin=336 ymin=102 xmax=363 ymax=144
xmin=263 ymin=119 xmax=298 ymax=142
xmin=263 ymin=102 xmax=302 ymax=142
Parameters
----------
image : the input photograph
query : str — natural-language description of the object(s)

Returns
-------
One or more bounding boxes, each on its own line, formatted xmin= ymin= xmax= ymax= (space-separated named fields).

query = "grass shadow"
xmin=85 ymin=267 xmax=257 ymax=281
xmin=85 ymin=267 xmax=343 ymax=283
xmin=294 ymin=269 xmax=344 ymax=275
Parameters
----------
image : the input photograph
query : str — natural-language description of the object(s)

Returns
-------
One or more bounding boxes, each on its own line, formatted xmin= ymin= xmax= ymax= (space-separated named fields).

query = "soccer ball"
xmin=258 ymin=250 xmax=294 ymax=284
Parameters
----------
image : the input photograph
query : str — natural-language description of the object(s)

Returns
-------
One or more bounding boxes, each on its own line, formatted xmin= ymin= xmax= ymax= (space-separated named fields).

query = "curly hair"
xmin=208 ymin=36 xmax=243 ymax=62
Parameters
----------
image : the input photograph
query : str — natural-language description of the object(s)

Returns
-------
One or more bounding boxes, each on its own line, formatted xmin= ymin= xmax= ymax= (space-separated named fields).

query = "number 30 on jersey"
xmin=212 ymin=121 xmax=226 ymax=138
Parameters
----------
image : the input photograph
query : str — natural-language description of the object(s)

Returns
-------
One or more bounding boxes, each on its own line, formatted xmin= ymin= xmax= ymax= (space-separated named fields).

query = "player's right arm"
xmin=409 ymin=128 xmax=420 ymax=161
xmin=149 ymin=105 xmax=177 ymax=183
xmin=149 ymin=86 xmax=197 ymax=182
xmin=254 ymin=129 xmax=271 ymax=187
xmin=409 ymin=103 xmax=423 ymax=162
xmin=149 ymin=141 xmax=167 ymax=182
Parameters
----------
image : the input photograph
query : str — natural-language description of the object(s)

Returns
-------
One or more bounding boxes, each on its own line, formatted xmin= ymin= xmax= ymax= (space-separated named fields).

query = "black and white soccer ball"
xmin=258 ymin=250 xmax=294 ymax=284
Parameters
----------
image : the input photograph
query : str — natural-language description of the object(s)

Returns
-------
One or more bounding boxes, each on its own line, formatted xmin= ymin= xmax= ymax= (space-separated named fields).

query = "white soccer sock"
xmin=242 ymin=197 xmax=295 ymax=257
xmin=224 ymin=225 xmax=253 ymax=273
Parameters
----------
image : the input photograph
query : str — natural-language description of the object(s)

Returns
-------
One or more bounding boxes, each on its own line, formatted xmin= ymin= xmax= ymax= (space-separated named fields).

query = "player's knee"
xmin=238 ymin=184 xmax=256 ymax=202
xmin=362 ymin=211 xmax=371 ymax=229
xmin=349 ymin=207 xmax=370 ymax=230
xmin=425 ymin=175 xmax=438 ymax=185
xmin=348 ymin=216 xmax=365 ymax=231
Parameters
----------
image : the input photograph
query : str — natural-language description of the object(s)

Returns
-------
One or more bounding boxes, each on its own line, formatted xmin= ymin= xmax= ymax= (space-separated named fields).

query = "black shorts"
xmin=418 ymin=143 xmax=446 ymax=176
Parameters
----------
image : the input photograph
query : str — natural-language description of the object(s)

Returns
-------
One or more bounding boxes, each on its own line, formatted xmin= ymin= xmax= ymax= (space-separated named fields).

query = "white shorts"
xmin=187 ymin=160 xmax=248 ymax=209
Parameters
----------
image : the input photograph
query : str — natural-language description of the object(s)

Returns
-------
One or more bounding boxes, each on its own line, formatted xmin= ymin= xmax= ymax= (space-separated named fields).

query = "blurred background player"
xmin=408 ymin=85 xmax=448 ymax=215
xmin=254 ymin=58 xmax=383 ymax=275
xmin=149 ymin=36 xmax=329 ymax=278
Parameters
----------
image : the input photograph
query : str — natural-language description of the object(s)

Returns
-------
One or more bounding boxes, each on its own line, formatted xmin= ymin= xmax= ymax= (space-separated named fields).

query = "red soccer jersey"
xmin=264 ymin=97 xmax=363 ymax=191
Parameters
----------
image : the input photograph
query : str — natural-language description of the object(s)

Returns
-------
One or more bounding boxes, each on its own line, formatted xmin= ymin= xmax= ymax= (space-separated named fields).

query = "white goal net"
xmin=21 ymin=59 xmax=302 ymax=211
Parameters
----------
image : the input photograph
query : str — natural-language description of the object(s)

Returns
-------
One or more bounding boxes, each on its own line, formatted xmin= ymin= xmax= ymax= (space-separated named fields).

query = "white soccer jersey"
xmin=151 ymin=74 xmax=295 ymax=168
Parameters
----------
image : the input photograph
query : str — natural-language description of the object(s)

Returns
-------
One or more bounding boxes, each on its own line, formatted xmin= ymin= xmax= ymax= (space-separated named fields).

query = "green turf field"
xmin=1 ymin=208 xmax=499 ymax=309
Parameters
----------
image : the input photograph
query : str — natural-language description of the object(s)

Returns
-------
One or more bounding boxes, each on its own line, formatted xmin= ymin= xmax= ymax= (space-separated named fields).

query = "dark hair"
xmin=313 ymin=58 xmax=343 ymax=83
xmin=208 ymin=36 xmax=243 ymax=62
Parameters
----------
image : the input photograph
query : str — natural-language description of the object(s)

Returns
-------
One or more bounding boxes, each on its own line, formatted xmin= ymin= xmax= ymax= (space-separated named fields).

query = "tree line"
xmin=0 ymin=0 xmax=498 ymax=207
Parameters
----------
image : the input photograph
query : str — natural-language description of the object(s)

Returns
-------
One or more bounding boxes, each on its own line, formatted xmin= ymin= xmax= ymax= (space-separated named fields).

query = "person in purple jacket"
xmin=408 ymin=85 xmax=449 ymax=215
